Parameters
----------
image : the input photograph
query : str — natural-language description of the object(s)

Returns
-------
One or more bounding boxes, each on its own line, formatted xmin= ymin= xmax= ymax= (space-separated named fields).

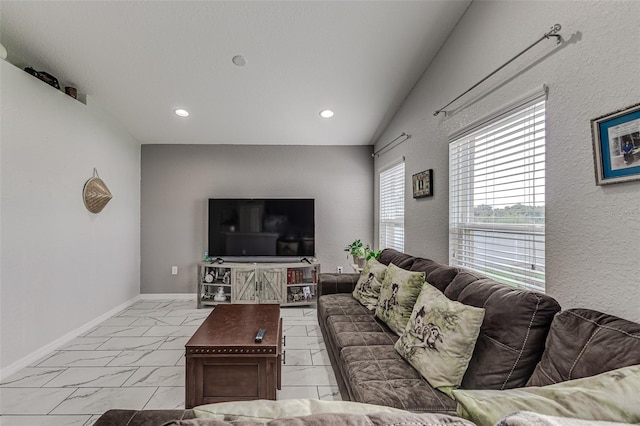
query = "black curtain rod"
xmin=434 ymin=24 xmax=562 ymax=117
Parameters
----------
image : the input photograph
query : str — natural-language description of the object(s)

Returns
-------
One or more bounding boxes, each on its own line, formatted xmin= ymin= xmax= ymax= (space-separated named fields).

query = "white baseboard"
xmin=139 ymin=293 xmax=196 ymax=300
xmin=0 ymin=295 xmax=141 ymax=381
xmin=0 ymin=293 xmax=200 ymax=381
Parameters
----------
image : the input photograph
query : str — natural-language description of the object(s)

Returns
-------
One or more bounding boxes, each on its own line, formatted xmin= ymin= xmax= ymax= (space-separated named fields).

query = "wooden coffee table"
xmin=185 ymin=304 xmax=282 ymax=408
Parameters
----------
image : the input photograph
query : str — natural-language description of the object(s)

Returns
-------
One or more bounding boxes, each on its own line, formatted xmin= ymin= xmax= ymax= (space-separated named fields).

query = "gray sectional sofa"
xmin=317 ymin=248 xmax=561 ymax=413
xmin=316 ymin=248 xmax=640 ymax=416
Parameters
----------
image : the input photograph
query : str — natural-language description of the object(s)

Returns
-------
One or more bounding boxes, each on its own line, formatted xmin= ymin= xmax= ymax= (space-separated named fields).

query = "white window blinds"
xmin=449 ymin=98 xmax=545 ymax=291
xmin=379 ymin=161 xmax=405 ymax=252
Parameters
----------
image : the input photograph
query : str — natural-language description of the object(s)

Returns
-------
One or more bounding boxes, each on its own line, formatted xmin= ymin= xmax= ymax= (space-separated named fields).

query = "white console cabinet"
xmin=196 ymin=261 xmax=320 ymax=308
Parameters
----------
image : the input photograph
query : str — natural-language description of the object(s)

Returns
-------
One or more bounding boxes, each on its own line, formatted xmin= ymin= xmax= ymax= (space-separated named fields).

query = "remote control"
xmin=255 ymin=328 xmax=266 ymax=343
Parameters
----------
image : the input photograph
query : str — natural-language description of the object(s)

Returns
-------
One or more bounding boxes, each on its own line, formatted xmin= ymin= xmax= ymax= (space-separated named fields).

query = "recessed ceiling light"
xmin=319 ymin=109 xmax=334 ymax=118
xmin=232 ymin=55 xmax=247 ymax=66
xmin=174 ymin=108 xmax=189 ymax=117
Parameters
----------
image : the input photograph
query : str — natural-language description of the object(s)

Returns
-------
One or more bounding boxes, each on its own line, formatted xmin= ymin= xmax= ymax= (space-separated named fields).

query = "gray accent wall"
xmin=373 ymin=1 xmax=640 ymax=321
xmin=140 ymin=144 xmax=373 ymax=294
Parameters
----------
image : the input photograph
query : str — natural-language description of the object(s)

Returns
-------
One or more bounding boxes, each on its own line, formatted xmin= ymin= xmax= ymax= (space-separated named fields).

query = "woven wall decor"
xmin=83 ymin=169 xmax=112 ymax=214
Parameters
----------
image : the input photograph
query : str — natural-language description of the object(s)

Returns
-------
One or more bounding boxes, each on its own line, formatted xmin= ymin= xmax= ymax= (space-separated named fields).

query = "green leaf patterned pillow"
xmin=375 ymin=263 xmax=425 ymax=335
xmin=352 ymin=258 xmax=387 ymax=310
xmin=394 ymin=282 xmax=485 ymax=390
xmin=451 ymin=364 xmax=640 ymax=426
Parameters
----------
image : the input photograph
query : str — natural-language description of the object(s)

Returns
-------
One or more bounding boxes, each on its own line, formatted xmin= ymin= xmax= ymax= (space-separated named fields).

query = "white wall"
xmin=140 ymin=144 xmax=373 ymax=294
xmin=374 ymin=1 xmax=640 ymax=321
xmin=0 ymin=60 xmax=141 ymax=371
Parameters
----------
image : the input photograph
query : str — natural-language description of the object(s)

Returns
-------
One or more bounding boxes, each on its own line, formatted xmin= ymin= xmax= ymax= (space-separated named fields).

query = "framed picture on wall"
xmin=412 ymin=169 xmax=433 ymax=198
xmin=591 ymin=102 xmax=640 ymax=185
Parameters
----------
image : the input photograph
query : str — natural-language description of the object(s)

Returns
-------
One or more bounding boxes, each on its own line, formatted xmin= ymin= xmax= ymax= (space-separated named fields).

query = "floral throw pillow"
xmin=352 ymin=258 xmax=388 ymax=310
xmin=394 ymin=282 xmax=485 ymax=390
xmin=375 ymin=263 xmax=425 ymax=335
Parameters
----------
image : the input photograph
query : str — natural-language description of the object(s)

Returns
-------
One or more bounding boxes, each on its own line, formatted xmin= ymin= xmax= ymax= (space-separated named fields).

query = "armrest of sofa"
xmin=318 ymin=273 xmax=360 ymax=297
xmin=93 ymin=409 xmax=195 ymax=425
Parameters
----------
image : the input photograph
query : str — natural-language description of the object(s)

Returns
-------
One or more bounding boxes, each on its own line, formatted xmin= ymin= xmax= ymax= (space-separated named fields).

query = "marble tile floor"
xmin=0 ymin=299 xmax=340 ymax=425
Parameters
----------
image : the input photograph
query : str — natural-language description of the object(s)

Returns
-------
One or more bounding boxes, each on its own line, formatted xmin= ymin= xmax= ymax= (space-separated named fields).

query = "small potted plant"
xmin=345 ymin=239 xmax=367 ymax=267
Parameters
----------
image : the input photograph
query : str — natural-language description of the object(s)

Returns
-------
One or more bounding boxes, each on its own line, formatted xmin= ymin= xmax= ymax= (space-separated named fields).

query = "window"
xmin=379 ymin=160 xmax=405 ymax=252
xmin=449 ymin=97 xmax=545 ymax=291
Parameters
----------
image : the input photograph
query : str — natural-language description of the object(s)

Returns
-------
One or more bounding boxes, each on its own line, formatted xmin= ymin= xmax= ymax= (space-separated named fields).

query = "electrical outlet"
xmin=171 ymin=266 xmax=178 ymax=275
xmin=337 ymin=266 xmax=343 ymax=274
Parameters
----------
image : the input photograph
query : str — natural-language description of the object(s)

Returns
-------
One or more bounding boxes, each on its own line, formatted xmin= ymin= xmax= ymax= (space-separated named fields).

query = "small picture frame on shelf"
xmin=412 ymin=169 xmax=433 ymax=198
xmin=302 ymin=286 xmax=312 ymax=301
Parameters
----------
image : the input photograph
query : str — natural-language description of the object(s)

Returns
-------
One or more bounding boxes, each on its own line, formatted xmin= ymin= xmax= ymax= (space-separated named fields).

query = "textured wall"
xmin=373 ymin=1 xmax=640 ymax=321
xmin=140 ymin=144 xmax=373 ymax=294
xmin=0 ymin=60 xmax=141 ymax=370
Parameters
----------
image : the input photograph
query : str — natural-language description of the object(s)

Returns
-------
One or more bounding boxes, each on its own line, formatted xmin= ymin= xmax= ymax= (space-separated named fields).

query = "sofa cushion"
xmin=318 ymin=294 xmax=373 ymax=325
xmin=378 ymin=248 xmax=416 ymax=270
xmin=395 ymin=283 xmax=485 ymax=390
xmin=495 ymin=411 xmax=627 ymax=426
xmin=452 ymin=364 xmax=640 ymax=426
xmin=171 ymin=412 xmax=474 ymax=425
xmin=353 ymin=258 xmax=387 ymax=310
xmin=527 ymin=308 xmax=640 ymax=386
xmin=318 ymin=273 xmax=361 ymax=296
xmin=444 ymin=270 xmax=561 ymax=390
xmin=375 ymin=263 xmax=426 ymax=335
xmin=194 ymin=398 xmax=408 ymax=422
xmin=93 ymin=409 xmax=196 ymax=425
xmin=326 ymin=315 xmax=398 ymax=350
xmin=340 ymin=345 xmax=458 ymax=413
xmin=411 ymin=259 xmax=459 ymax=293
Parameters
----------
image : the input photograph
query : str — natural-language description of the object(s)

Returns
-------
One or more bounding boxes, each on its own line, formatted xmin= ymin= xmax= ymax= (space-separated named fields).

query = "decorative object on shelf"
xmin=204 ymin=269 xmax=216 ymax=283
xmin=213 ymin=286 xmax=227 ymax=302
xmin=288 ymin=287 xmax=304 ymax=302
xmin=302 ymin=286 xmax=312 ymax=301
xmin=591 ymin=102 xmax=640 ymax=185
xmin=412 ymin=169 xmax=433 ymax=198
xmin=65 ymin=86 xmax=77 ymax=99
xmin=82 ymin=168 xmax=113 ymax=214
xmin=222 ymin=270 xmax=231 ymax=284
xmin=24 ymin=67 xmax=60 ymax=89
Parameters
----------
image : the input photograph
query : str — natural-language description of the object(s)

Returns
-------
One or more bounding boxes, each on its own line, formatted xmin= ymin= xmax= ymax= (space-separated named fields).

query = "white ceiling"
xmin=1 ymin=1 xmax=470 ymax=145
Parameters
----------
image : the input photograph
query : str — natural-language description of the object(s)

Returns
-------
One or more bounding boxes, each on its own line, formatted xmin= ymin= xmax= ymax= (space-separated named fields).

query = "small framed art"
xmin=591 ymin=102 xmax=640 ymax=185
xmin=412 ymin=169 xmax=433 ymax=198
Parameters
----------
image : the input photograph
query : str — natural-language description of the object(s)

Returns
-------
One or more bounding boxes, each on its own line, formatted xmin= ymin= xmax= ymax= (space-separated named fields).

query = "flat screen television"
xmin=208 ymin=198 xmax=315 ymax=260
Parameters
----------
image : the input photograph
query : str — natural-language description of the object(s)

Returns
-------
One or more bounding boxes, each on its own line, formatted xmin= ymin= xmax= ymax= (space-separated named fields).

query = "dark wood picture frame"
xmin=412 ymin=169 xmax=433 ymax=198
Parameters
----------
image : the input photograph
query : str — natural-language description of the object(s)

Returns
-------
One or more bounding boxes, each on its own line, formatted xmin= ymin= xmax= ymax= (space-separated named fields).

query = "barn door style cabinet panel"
xmin=232 ymin=267 xmax=284 ymax=304
xmin=196 ymin=262 xmax=319 ymax=308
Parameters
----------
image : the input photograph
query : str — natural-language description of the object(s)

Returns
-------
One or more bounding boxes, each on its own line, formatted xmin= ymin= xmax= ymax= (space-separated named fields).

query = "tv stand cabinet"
xmin=196 ymin=261 xmax=320 ymax=308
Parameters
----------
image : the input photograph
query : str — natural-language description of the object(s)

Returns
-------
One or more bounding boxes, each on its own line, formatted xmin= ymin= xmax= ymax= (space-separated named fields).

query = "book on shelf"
xmin=287 ymin=268 xmax=306 ymax=285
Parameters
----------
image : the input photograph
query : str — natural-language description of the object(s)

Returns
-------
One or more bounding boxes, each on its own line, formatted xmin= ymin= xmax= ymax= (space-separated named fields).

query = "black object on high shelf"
xmin=24 ymin=67 xmax=60 ymax=89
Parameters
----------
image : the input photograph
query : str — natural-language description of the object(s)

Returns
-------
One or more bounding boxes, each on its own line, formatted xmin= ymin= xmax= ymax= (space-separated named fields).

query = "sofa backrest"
xmin=378 ymin=250 xmax=459 ymax=293
xmin=377 ymin=249 xmax=561 ymax=390
xmin=526 ymin=308 xmax=640 ymax=386
xmin=445 ymin=270 xmax=561 ymax=390
xmin=378 ymin=249 xmax=416 ymax=270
